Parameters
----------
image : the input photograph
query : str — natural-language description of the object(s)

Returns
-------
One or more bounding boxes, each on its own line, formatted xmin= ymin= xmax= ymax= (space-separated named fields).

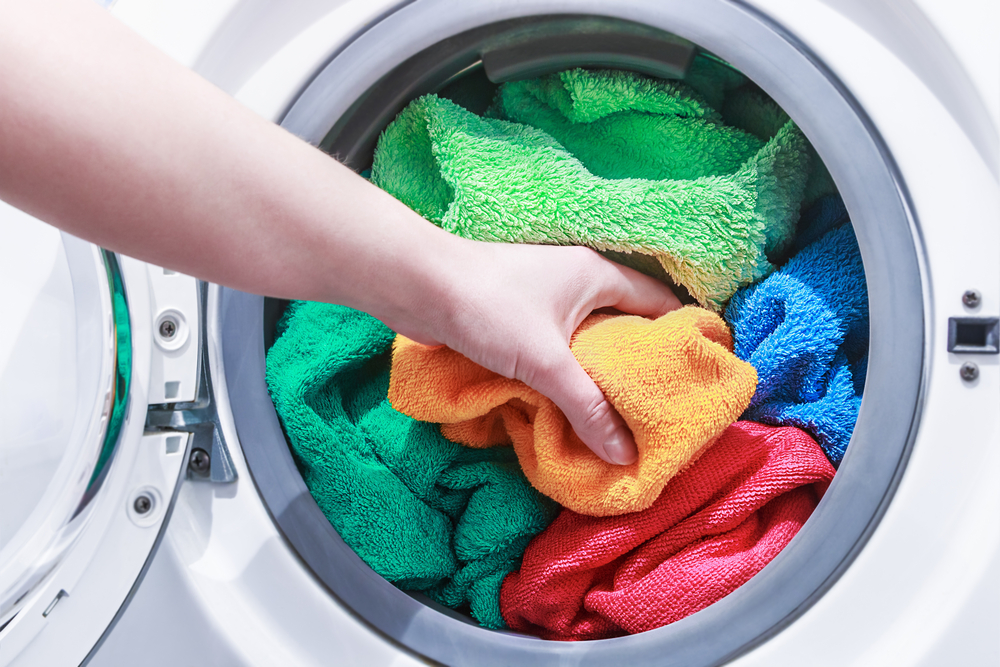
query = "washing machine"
xmin=0 ymin=0 xmax=997 ymax=665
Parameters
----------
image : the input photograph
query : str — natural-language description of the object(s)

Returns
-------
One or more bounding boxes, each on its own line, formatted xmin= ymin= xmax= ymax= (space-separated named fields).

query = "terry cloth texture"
xmin=681 ymin=54 xmax=837 ymax=210
xmin=371 ymin=67 xmax=813 ymax=310
xmin=500 ymin=421 xmax=835 ymax=640
xmin=717 ymin=84 xmax=836 ymax=210
xmin=266 ymin=302 xmax=559 ymax=629
xmin=791 ymin=193 xmax=851 ymax=253
xmin=389 ymin=306 xmax=758 ymax=517
xmin=725 ymin=198 xmax=867 ymax=465
xmin=490 ymin=71 xmax=765 ymax=183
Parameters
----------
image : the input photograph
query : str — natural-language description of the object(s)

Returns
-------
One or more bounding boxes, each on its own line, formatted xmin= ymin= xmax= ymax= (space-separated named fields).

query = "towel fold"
xmin=266 ymin=302 xmax=559 ymax=629
xmin=681 ymin=53 xmax=750 ymax=112
xmin=491 ymin=69 xmax=834 ymax=255
xmin=718 ymin=83 xmax=840 ymax=214
xmin=489 ymin=70 xmax=765 ymax=184
xmin=371 ymin=68 xmax=812 ymax=310
xmin=790 ymin=193 xmax=851 ymax=253
xmin=499 ymin=421 xmax=835 ymax=640
xmin=725 ymin=198 xmax=867 ymax=465
xmin=389 ymin=306 xmax=758 ymax=517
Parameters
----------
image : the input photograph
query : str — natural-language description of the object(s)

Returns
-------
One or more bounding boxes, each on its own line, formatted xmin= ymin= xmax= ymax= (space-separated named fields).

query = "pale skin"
xmin=0 ymin=0 xmax=681 ymax=465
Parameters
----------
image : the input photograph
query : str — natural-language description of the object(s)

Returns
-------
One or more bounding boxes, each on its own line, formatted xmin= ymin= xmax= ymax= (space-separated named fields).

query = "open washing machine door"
xmin=0 ymin=201 xmax=229 ymax=666
xmin=5 ymin=0 xmax=996 ymax=665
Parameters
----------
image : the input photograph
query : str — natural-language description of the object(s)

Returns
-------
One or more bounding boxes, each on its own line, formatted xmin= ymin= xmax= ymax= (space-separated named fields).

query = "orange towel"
xmin=389 ymin=306 xmax=758 ymax=517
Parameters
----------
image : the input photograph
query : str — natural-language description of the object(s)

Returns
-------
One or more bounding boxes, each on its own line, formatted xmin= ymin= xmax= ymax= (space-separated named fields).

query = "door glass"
xmin=0 ymin=200 xmax=117 ymax=620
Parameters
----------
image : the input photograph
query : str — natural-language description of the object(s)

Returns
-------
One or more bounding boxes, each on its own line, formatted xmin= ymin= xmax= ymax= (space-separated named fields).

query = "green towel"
xmin=684 ymin=54 xmax=836 ymax=207
xmin=719 ymin=84 xmax=837 ymax=208
xmin=266 ymin=302 xmax=558 ymax=628
xmin=371 ymin=69 xmax=811 ymax=310
xmin=489 ymin=70 xmax=763 ymax=184
xmin=682 ymin=53 xmax=749 ymax=111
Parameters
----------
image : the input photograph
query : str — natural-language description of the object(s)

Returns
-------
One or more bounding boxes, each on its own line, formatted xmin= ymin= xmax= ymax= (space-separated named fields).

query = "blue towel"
xmin=791 ymin=194 xmax=851 ymax=253
xmin=725 ymin=197 xmax=867 ymax=465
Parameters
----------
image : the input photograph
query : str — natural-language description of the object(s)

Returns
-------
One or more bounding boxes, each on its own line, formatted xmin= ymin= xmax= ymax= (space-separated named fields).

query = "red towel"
xmin=500 ymin=421 xmax=835 ymax=640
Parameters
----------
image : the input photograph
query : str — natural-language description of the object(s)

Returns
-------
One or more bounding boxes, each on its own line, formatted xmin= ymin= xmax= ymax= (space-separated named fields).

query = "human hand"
xmin=380 ymin=240 xmax=682 ymax=465
xmin=0 ymin=0 xmax=678 ymax=467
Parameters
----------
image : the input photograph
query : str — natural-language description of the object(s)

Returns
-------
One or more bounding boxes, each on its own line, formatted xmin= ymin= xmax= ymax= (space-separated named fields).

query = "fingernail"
xmin=603 ymin=431 xmax=637 ymax=465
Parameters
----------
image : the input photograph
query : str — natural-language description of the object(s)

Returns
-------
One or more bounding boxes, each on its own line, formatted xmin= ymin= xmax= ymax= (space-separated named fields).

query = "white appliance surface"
xmin=0 ymin=210 xmax=79 ymax=553
xmin=3 ymin=0 xmax=995 ymax=665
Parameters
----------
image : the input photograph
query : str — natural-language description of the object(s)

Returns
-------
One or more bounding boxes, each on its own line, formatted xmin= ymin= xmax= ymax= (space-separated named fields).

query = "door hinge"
xmin=145 ymin=282 xmax=236 ymax=483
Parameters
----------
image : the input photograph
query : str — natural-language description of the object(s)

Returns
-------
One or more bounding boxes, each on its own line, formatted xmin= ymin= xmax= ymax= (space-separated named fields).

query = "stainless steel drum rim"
xmin=219 ymin=1 xmax=927 ymax=665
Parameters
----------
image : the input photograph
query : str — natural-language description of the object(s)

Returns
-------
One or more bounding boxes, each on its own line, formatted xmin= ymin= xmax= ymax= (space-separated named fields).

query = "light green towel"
xmin=371 ymin=69 xmax=811 ymax=310
xmin=683 ymin=53 xmax=749 ymax=111
xmin=489 ymin=70 xmax=763 ymax=183
xmin=684 ymin=54 xmax=836 ymax=206
xmin=720 ymin=84 xmax=837 ymax=206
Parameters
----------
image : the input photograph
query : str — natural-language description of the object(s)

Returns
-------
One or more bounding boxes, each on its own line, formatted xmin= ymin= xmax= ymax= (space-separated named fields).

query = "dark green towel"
xmin=371 ymin=69 xmax=811 ymax=310
xmin=265 ymin=301 xmax=559 ymax=629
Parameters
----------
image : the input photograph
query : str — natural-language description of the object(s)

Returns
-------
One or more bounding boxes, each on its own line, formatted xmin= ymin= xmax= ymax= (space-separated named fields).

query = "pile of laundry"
xmin=266 ymin=60 xmax=868 ymax=639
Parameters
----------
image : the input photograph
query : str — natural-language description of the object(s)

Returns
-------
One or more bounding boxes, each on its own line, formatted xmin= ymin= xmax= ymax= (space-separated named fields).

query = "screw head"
xmin=133 ymin=495 xmax=152 ymax=514
xmin=189 ymin=448 xmax=211 ymax=474
xmin=960 ymin=362 xmax=979 ymax=382
xmin=159 ymin=318 xmax=178 ymax=339
xmin=962 ymin=290 xmax=981 ymax=309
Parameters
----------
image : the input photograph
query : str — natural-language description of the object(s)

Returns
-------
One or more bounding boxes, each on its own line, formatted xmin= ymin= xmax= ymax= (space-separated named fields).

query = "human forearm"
xmin=0 ymin=0 xmax=684 ymax=465
xmin=0 ymin=0 xmax=461 ymax=327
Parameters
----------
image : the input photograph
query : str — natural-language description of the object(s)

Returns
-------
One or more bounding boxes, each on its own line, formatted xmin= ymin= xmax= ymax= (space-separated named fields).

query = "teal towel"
xmin=371 ymin=69 xmax=811 ymax=310
xmin=266 ymin=302 xmax=559 ymax=628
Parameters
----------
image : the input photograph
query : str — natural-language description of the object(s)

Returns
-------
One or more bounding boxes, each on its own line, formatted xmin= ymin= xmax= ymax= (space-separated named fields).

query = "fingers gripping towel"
xmin=265 ymin=302 xmax=559 ymax=629
xmin=388 ymin=306 xmax=758 ymax=517
xmin=499 ymin=421 xmax=835 ymax=640
xmin=371 ymin=68 xmax=813 ymax=310
xmin=725 ymin=198 xmax=868 ymax=465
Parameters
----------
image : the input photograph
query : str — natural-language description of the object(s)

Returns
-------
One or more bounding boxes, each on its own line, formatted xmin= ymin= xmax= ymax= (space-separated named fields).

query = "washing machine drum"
xmin=220 ymin=3 xmax=925 ymax=665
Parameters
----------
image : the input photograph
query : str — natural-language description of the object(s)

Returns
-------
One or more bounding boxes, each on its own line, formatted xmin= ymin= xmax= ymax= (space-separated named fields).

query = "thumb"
xmin=523 ymin=347 xmax=637 ymax=465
